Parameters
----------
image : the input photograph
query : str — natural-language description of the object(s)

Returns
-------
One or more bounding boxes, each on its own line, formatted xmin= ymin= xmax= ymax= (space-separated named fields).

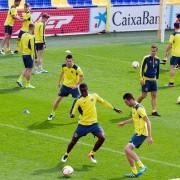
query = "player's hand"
xmin=140 ymin=79 xmax=145 ymax=86
xmin=113 ymin=107 xmax=122 ymax=113
xmin=117 ymin=121 xmax=125 ymax=128
xmin=147 ymin=136 xmax=153 ymax=144
xmin=58 ymin=83 xmax=62 ymax=88
xmin=70 ymin=114 xmax=75 ymax=118
xmin=71 ymin=84 xmax=78 ymax=89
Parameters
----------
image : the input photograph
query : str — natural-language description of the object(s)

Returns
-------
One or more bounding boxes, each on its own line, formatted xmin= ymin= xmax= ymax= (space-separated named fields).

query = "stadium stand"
xmin=51 ymin=0 xmax=71 ymax=7
xmin=0 ymin=0 xmax=9 ymax=9
xmin=67 ymin=0 xmax=93 ymax=7
xmin=111 ymin=0 xmax=160 ymax=5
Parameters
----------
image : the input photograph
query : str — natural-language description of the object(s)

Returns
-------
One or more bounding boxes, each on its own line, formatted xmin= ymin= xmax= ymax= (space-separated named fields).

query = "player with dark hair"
xmin=137 ymin=45 xmax=160 ymax=116
xmin=164 ymin=22 xmax=180 ymax=87
xmin=48 ymin=54 xmax=84 ymax=120
xmin=34 ymin=13 xmax=50 ymax=74
xmin=176 ymin=14 xmax=180 ymax=23
xmin=61 ymin=83 xmax=121 ymax=163
xmin=118 ymin=93 xmax=153 ymax=178
xmin=14 ymin=3 xmax=32 ymax=54
xmin=16 ymin=23 xmax=36 ymax=88
xmin=0 ymin=0 xmax=22 ymax=55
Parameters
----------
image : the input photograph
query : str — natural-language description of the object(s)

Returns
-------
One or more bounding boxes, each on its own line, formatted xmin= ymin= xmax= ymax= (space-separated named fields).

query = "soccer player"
xmin=14 ymin=3 xmax=32 ymax=54
xmin=48 ymin=54 xmax=84 ymax=120
xmin=16 ymin=23 xmax=36 ymax=88
xmin=164 ymin=22 xmax=180 ymax=87
xmin=176 ymin=14 xmax=180 ymax=23
xmin=34 ymin=13 xmax=49 ymax=74
xmin=118 ymin=93 xmax=153 ymax=178
xmin=137 ymin=45 xmax=160 ymax=116
xmin=0 ymin=0 xmax=22 ymax=55
xmin=61 ymin=83 xmax=121 ymax=163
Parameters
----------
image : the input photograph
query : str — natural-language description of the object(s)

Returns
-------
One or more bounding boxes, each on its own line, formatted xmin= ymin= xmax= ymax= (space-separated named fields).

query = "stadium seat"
xmin=92 ymin=0 xmax=108 ymax=6
xmin=51 ymin=0 xmax=71 ymax=7
xmin=67 ymin=0 xmax=93 ymax=7
xmin=27 ymin=0 xmax=51 ymax=8
xmin=0 ymin=0 xmax=8 ymax=9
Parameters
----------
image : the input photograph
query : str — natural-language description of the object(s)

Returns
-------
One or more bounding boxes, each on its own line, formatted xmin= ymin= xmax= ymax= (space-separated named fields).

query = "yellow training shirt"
xmin=61 ymin=64 xmax=83 ymax=87
xmin=72 ymin=93 xmax=113 ymax=125
xmin=169 ymin=32 xmax=180 ymax=57
xmin=21 ymin=11 xmax=32 ymax=32
xmin=20 ymin=32 xmax=36 ymax=59
xmin=132 ymin=103 xmax=148 ymax=136
xmin=4 ymin=6 xmax=17 ymax=26
xmin=35 ymin=21 xmax=45 ymax=43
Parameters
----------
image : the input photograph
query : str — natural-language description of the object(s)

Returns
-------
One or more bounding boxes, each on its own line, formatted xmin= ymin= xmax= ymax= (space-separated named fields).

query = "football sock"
xmin=17 ymin=74 xmax=23 ymax=82
xmin=26 ymin=80 xmax=30 ymax=87
xmin=169 ymin=78 xmax=174 ymax=84
xmin=131 ymin=165 xmax=138 ymax=174
xmin=152 ymin=109 xmax=156 ymax=113
xmin=136 ymin=160 xmax=144 ymax=168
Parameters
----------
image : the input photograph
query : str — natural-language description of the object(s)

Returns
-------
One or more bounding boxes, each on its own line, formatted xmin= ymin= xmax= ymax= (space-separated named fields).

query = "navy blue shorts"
xmin=73 ymin=123 xmax=105 ymax=138
xmin=18 ymin=30 xmax=25 ymax=39
xmin=23 ymin=55 xmax=33 ymax=68
xmin=58 ymin=85 xmax=79 ymax=98
xmin=142 ymin=80 xmax=157 ymax=92
xmin=35 ymin=43 xmax=44 ymax=51
xmin=4 ymin=25 xmax=12 ymax=35
xmin=129 ymin=134 xmax=147 ymax=148
xmin=170 ymin=56 xmax=180 ymax=66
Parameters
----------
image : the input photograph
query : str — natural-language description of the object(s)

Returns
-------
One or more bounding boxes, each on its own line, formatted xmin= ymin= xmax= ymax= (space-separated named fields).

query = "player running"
xmin=16 ymin=23 xmax=36 ymax=88
xmin=118 ymin=93 xmax=153 ymax=178
xmin=14 ymin=3 xmax=32 ymax=54
xmin=0 ymin=0 xmax=22 ymax=55
xmin=61 ymin=83 xmax=121 ymax=163
xmin=137 ymin=45 xmax=160 ymax=116
xmin=48 ymin=54 xmax=84 ymax=120
xmin=34 ymin=13 xmax=49 ymax=74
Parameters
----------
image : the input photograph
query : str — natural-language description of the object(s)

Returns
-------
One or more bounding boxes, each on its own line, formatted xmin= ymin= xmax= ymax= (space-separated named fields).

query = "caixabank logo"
xmin=110 ymin=6 xmax=161 ymax=32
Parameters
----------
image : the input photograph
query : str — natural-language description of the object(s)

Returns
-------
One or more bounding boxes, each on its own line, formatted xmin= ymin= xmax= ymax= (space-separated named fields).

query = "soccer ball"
xmin=62 ymin=165 xmax=74 ymax=177
xmin=177 ymin=96 xmax=180 ymax=104
xmin=65 ymin=50 xmax=72 ymax=54
xmin=132 ymin=61 xmax=140 ymax=68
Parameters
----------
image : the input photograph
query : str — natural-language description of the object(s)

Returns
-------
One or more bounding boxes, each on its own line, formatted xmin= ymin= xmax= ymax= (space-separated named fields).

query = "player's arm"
xmin=58 ymin=71 xmax=64 ymax=87
xmin=96 ymin=94 xmax=122 ymax=113
xmin=10 ymin=8 xmax=23 ymax=21
xmin=164 ymin=34 xmax=173 ymax=59
xmin=30 ymin=37 xmax=35 ymax=59
xmin=156 ymin=60 xmax=160 ymax=79
xmin=137 ymin=107 xmax=153 ymax=144
xmin=140 ymin=57 xmax=146 ymax=86
xmin=72 ymin=68 xmax=84 ymax=89
xmin=70 ymin=99 xmax=79 ymax=118
xmin=22 ymin=13 xmax=31 ymax=22
xmin=143 ymin=116 xmax=153 ymax=144
xmin=117 ymin=118 xmax=133 ymax=127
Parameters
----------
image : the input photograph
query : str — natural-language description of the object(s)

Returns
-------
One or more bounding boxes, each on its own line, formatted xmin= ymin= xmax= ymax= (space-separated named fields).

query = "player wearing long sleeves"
xmin=137 ymin=45 xmax=160 ymax=116
xmin=16 ymin=23 xmax=36 ymax=89
xmin=118 ymin=93 xmax=153 ymax=178
xmin=61 ymin=83 xmax=121 ymax=164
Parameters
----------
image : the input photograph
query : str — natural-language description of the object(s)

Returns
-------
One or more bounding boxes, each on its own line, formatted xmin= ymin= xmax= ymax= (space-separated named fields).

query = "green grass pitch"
xmin=0 ymin=33 xmax=180 ymax=179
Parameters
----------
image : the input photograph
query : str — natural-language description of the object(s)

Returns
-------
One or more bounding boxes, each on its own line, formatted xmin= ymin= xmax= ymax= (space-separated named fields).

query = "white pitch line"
xmin=0 ymin=123 xmax=180 ymax=169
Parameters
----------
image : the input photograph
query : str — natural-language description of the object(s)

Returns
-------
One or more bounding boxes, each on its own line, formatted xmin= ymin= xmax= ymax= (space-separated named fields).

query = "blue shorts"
xmin=23 ymin=55 xmax=34 ymax=68
xmin=73 ymin=123 xmax=105 ymax=138
xmin=18 ymin=30 xmax=25 ymax=39
xmin=58 ymin=85 xmax=79 ymax=98
xmin=170 ymin=56 xmax=180 ymax=66
xmin=35 ymin=43 xmax=45 ymax=51
xmin=142 ymin=80 xmax=157 ymax=92
xmin=129 ymin=134 xmax=147 ymax=148
xmin=4 ymin=25 xmax=12 ymax=35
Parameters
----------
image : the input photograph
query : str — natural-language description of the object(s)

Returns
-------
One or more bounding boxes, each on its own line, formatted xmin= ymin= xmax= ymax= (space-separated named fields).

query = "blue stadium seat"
xmin=68 ymin=0 xmax=93 ymax=7
xmin=27 ymin=0 xmax=51 ymax=8
xmin=0 ymin=0 xmax=8 ymax=9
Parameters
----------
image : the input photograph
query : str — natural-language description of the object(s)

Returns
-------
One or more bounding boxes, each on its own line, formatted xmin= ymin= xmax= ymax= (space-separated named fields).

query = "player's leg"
xmin=88 ymin=124 xmax=105 ymax=163
xmin=124 ymin=134 xmax=147 ymax=177
xmin=0 ymin=33 xmax=10 ymax=55
xmin=137 ymin=80 xmax=149 ymax=103
xmin=17 ymin=69 xmax=26 ymax=87
xmin=25 ymin=68 xmax=34 ymax=88
xmin=61 ymin=124 xmax=85 ymax=162
xmin=48 ymin=85 xmax=70 ymax=120
xmin=166 ymin=56 xmax=176 ymax=87
xmin=137 ymin=92 xmax=147 ymax=103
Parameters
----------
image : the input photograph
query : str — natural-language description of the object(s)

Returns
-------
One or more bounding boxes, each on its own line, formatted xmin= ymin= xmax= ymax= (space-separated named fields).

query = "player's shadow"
xmin=109 ymin=116 xmax=131 ymax=124
xmin=75 ymin=164 xmax=95 ymax=172
xmin=32 ymin=162 xmax=62 ymax=176
xmin=27 ymin=120 xmax=76 ymax=130
xmin=0 ymin=87 xmax=22 ymax=94
xmin=158 ymin=84 xmax=180 ymax=90
xmin=109 ymin=176 xmax=128 ymax=180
